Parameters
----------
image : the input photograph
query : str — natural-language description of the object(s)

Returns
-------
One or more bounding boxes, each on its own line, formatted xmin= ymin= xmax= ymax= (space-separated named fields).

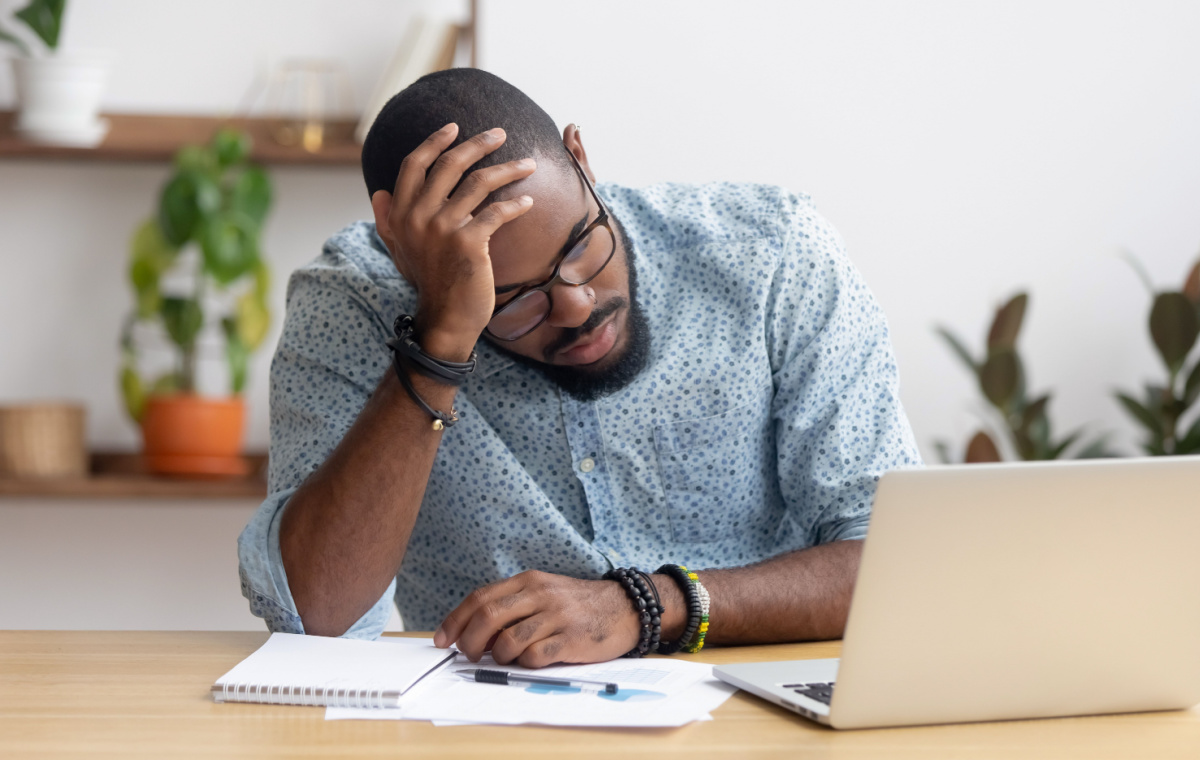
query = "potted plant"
xmin=1115 ymin=255 xmax=1200 ymax=455
xmin=935 ymin=292 xmax=1112 ymax=462
xmin=119 ymin=128 xmax=273 ymax=477
xmin=1 ymin=0 xmax=110 ymax=146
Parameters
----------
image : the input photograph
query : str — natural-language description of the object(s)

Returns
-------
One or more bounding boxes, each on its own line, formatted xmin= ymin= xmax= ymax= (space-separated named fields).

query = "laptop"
xmin=713 ymin=457 xmax=1200 ymax=729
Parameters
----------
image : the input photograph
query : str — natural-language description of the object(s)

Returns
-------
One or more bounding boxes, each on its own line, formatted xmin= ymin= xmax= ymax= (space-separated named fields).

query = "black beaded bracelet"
xmin=655 ymin=564 xmax=701 ymax=655
xmin=603 ymin=566 xmax=662 ymax=658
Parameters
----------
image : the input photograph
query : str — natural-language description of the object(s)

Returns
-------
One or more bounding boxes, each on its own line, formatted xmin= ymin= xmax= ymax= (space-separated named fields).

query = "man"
xmin=238 ymin=68 xmax=921 ymax=667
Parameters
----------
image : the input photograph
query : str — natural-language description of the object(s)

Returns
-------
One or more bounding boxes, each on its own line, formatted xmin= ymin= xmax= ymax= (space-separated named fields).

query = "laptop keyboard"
xmin=782 ymin=681 xmax=835 ymax=705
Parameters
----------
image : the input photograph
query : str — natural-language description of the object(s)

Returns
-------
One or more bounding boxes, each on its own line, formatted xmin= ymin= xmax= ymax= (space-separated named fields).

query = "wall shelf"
xmin=0 ymin=111 xmax=360 ymax=166
xmin=0 ymin=451 xmax=267 ymax=500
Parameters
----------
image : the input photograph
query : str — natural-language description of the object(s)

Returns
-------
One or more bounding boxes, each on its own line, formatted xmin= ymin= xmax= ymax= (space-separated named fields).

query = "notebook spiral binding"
xmin=214 ymin=681 xmax=402 ymax=708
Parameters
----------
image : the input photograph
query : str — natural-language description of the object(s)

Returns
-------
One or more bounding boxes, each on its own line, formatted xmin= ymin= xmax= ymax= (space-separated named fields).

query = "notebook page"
xmin=212 ymin=633 xmax=455 ymax=704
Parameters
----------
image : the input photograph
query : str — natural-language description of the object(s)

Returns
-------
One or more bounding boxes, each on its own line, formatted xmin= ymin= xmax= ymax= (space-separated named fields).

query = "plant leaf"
xmin=1119 ymin=248 xmax=1156 ymax=295
xmin=160 ymin=297 xmax=204 ymax=350
xmin=199 ymin=212 xmax=258 ymax=285
xmin=230 ymin=165 xmax=272 ymax=225
xmin=964 ymin=431 xmax=1002 ymax=463
xmin=1048 ymin=430 xmax=1081 ymax=460
xmin=235 ymin=291 xmax=271 ymax=350
xmin=979 ymin=349 xmax=1021 ymax=409
xmin=128 ymin=218 xmax=177 ymax=319
xmin=1019 ymin=394 xmax=1050 ymax=434
xmin=933 ymin=440 xmax=953 ymax=464
xmin=158 ymin=171 xmax=219 ymax=246
xmin=14 ymin=0 xmax=65 ymax=50
xmin=987 ymin=293 xmax=1027 ymax=354
xmin=119 ymin=364 xmax=145 ymax=424
xmin=1116 ymin=392 xmax=1164 ymax=438
xmin=935 ymin=326 xmax=978 ymax=374
xmin=1149 ymin=291 xmax=1199 ymax=374
xmin=212 ymin=128 xmax=252 ymax=167
xmin=222 ymin=318 xmax=249 ymax=394
xmin=0 ymin=24 xmax=32 ymax=56
xmin=1184 ymin=260 xmax=1200 ymax=305
xmin=1183 ymin=362 xmax=1200 ymax=407
xmin=1073 ymin=436 xmax=1114 ymax=459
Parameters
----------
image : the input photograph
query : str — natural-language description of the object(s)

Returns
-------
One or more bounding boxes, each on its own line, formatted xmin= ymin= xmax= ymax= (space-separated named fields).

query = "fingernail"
xmin=433 ymin=626 xmax=445 ymax=647
xmin=441 ymin=123 xmax=457 ymax=132
xmin=517 ymin=158 xmax=535 ymax=169
xmin=488 ymin=128 xmax=504 ymax=139
xmin=519 ymin=195 xmax=533 ymax=205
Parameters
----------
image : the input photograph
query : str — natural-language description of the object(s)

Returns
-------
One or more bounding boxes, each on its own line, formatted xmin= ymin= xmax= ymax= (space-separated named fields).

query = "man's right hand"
xmin=370 ymin=123 xmax=537 ymax=361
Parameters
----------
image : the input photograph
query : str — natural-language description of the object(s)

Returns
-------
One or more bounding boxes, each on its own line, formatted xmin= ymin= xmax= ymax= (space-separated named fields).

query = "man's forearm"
xmin=279 ymin=370 xmax=457 ymax=637
xmin=652 ymin=540 xmax=863 ymax=647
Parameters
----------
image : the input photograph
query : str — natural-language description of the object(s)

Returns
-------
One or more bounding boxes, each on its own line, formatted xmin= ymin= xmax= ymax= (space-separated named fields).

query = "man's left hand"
xmin=433 ymin=571 xmax=639 ymax=668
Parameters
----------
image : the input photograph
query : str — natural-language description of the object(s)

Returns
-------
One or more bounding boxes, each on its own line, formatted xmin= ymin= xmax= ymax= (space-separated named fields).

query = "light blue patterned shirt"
xmin=237 ymin=182 xmax=922 ymax=637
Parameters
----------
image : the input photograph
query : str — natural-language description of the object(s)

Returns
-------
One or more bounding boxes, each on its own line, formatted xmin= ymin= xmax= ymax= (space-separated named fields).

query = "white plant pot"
xmin=11 ymin=54 xmax=111 ymax=147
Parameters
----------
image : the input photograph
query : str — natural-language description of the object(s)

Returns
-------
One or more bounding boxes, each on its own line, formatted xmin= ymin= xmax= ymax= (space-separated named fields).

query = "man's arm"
xmin=278 ymin=124 xmax=537 ymax=637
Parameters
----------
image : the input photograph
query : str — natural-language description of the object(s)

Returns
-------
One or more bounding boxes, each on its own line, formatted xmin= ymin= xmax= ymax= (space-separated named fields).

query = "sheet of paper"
xmin=326 ymin=652 xmax=737 ymax=727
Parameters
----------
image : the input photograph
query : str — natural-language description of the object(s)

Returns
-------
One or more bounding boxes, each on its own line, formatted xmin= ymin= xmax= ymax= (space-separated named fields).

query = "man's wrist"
xmin=411 ymin=319 xmax=480 ymax=363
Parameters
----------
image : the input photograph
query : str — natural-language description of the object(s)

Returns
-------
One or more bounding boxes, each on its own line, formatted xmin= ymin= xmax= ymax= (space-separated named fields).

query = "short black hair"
xmin=361 ymin=68 xmax=571 ymax=199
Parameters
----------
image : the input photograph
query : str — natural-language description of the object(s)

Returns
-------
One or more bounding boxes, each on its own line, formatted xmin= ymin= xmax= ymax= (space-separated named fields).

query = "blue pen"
xmin=456 ymin=668 xmax=619 ymax=694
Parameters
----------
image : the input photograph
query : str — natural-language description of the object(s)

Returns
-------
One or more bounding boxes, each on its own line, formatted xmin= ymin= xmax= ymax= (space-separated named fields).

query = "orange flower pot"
xmin=141 ymin=395 xmax=248 ymax=478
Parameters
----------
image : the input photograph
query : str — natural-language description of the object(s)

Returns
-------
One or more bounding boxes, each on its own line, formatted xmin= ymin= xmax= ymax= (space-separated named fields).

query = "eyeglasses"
xmin=485 ymin=151 xmax=616 ymax=342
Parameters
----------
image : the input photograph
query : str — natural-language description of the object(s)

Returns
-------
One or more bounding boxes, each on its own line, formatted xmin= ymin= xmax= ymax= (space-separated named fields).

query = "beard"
xmin=492 ymin=213 xmax=651 ymax=402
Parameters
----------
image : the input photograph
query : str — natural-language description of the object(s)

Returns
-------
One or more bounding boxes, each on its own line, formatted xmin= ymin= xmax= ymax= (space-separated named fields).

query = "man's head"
xmin=362 ymin=69 xmax=649 ymax=401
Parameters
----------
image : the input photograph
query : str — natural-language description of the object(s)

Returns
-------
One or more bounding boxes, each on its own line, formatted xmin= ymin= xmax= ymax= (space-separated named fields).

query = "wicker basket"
xmin=0 ymin=403 xmax=88 ymax=479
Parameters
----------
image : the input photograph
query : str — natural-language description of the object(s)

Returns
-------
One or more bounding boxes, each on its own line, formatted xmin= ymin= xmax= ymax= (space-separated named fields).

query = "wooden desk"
xmin=2 ymin=631 xmax=1197 ymax=759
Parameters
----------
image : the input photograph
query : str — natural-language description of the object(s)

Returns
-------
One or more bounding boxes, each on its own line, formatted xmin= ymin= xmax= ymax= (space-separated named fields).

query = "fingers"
xmin=422 ymin=127 xmax=509 ymax=205
xmin=443 ymin=157 xmax=537 ymax=219
xmin=516 ymin=634 xmax=569 ymax=669
xmin=391 ymin=123 xmax=458 ymax=214
xmin=454 ymin=590 xmax=541 ymax=661
xmin=465 ymin=195 xmax=534 ymax=239
xmin=489 ymin=613 xmax=556 ymax=665
xmin=434 ymin=575 xmax=526 ymax=650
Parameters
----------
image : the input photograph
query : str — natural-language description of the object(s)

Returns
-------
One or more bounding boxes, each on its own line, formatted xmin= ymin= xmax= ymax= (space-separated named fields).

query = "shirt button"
xmin=579 ymin=457 xmax=596 ymax=473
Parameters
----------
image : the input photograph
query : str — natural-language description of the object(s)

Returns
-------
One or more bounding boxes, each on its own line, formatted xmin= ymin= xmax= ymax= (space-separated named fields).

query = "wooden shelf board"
xmin=0 ymin=111 xmax=361 ymax=166
xmin=0 ymin=451 xmax=267 ymax=500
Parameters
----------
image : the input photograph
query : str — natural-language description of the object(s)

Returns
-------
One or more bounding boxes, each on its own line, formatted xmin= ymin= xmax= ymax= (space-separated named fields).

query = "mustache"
xmin=542 ymin=297 xmax=627 ymax=361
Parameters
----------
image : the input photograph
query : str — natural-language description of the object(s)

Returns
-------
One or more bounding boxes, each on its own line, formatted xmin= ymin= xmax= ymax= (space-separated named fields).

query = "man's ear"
xmin=562 ymin=123 xmax=596 ymax=184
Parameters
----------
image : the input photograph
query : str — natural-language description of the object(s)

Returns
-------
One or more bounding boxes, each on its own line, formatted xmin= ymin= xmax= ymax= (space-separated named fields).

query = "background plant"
xmin=0 ymin=0 xmax=65 ymax=56
xmin=1114 ymin=255 xmax=1200 ymax=455
xmin=120 ymin=128 xmax=272 ymax=423
xmin=935 ymin=292 xmax=1111 ymax=463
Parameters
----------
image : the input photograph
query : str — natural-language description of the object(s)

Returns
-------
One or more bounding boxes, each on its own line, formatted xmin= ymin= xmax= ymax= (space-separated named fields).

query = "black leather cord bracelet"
xmin=388 ymin=314 xmax=476 ymax=386
xmin=391 ymin=352 xmax=460 ymax=431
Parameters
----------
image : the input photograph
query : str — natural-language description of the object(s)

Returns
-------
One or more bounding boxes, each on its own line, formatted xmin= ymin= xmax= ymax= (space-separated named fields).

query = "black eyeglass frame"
xmin=484 ymin=151 xmax=616 ymax=342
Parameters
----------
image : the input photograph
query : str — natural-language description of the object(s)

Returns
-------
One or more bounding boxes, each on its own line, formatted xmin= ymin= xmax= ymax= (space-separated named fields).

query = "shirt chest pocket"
xmin=653 ymin=387 xmax=779 ymax=543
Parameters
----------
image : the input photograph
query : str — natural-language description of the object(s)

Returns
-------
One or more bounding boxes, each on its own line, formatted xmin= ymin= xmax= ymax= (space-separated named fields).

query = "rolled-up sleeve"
xmin=766 ymin=197 xmax=922 ymax=546
xmin=237 ymin=252 xmax=400 ymax=639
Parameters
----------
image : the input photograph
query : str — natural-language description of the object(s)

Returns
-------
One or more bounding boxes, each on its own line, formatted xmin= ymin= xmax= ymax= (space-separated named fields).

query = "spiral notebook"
xmin=211 ymin=632 xmax=458 ymax=709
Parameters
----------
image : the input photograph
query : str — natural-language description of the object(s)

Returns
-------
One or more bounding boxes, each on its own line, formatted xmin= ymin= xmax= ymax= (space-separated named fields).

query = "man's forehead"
xmin=487 ymin=160 xmax=589 ymax=281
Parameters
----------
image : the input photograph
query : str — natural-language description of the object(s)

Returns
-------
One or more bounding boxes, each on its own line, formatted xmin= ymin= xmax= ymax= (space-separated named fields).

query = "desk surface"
xmin=3 ymin=631 xmax=1197 ymax=759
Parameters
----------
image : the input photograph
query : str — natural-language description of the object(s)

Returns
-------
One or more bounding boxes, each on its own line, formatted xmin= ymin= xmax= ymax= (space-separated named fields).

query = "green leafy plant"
xmin=119 ymin=128 xmax=273 ymax=423
xmin=0 ymin=0 xmax=66 ymax=56
xmin=935 ymin=292 xmax=1111 ymax=463
xmin=1114 ymin=255 xmax=1200 ymax=455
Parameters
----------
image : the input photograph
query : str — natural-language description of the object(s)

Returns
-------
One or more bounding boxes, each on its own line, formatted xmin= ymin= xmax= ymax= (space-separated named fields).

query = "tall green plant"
xmin=935 ymin=292 xmax=1111 ymax=463
xmin=0 ymin=0 xmax=66 ymax=56
xmin=119 ymin=128 xmax=273 ymax=423
xmin=1115 ymin=256 xmax=1200 ymax=455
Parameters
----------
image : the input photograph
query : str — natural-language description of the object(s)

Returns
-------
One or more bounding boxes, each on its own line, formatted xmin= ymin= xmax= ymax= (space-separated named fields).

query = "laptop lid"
xmin=829 ymin=457 xmax=1200 ymax=729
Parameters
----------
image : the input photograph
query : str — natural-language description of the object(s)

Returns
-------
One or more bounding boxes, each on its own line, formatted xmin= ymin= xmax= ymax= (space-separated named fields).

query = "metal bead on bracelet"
xmin=386 ymin=314 xmax=477 ymax=431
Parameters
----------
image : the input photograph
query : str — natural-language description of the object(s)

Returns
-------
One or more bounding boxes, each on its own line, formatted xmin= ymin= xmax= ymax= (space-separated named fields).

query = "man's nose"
xmin=543 ymin=281 xmax=594 ymax=330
